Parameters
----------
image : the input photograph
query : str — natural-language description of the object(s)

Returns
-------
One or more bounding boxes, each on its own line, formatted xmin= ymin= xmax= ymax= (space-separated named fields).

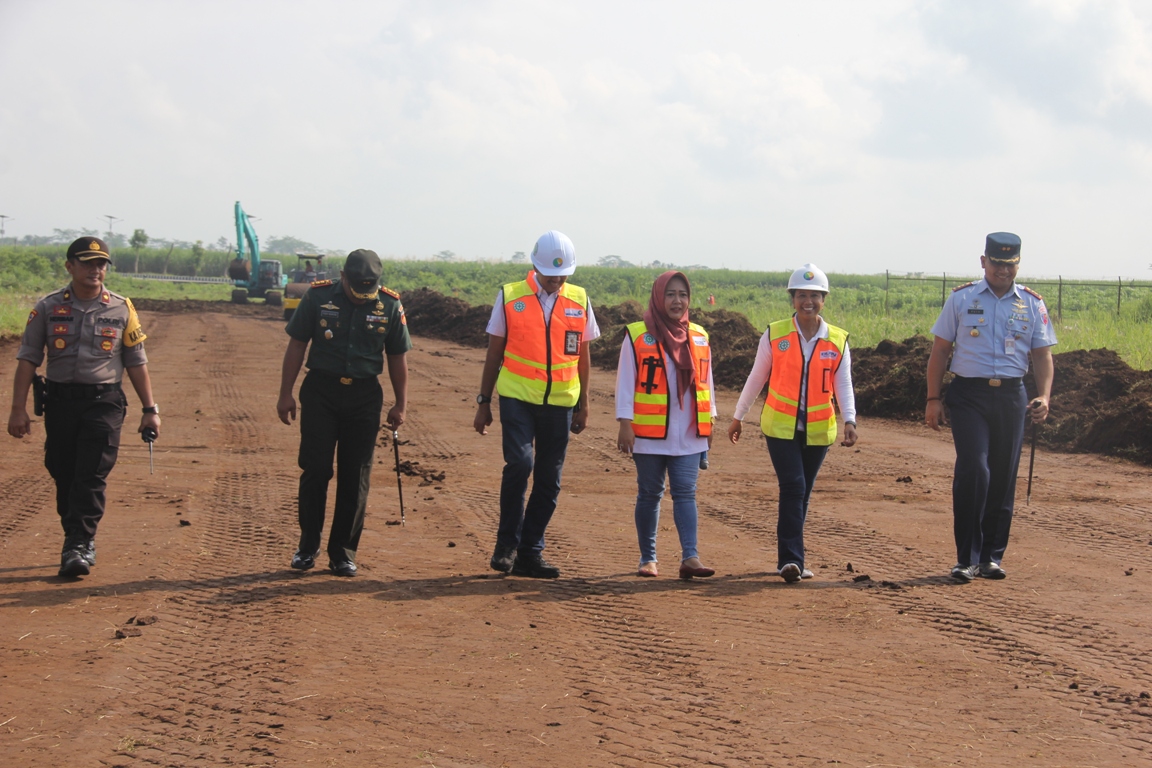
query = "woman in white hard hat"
xmin=616 ymin=271 xmax=717 ymax=579
xmin=727 ymin=264 xmax=858 ymax=583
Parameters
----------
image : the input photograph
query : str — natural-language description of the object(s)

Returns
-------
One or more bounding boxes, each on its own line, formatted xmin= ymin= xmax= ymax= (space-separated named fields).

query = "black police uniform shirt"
xmin=17 ymin=286 xmax=148 ymax=383
xmin=285 ymin=280 xmax=412 ymax=378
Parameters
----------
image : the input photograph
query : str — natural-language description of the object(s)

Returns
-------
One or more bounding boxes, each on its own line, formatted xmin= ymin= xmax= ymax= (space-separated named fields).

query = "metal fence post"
xmin=1118 ymin=277 xmax=1122 ymax=315
xmin=884 ymin=270 xmax=889 ymax=316
xmin=1057 ymin=276 xmax=1063 ymax=320
xmin=941 ymin=273 xmax=947 ymax=307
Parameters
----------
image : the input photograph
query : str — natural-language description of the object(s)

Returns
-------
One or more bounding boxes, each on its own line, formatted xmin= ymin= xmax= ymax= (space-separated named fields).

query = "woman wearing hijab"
xmin=616 ymin=271 xmax=717 ymax=579
xmin=727 ymin=264 xmax=858 ymax=583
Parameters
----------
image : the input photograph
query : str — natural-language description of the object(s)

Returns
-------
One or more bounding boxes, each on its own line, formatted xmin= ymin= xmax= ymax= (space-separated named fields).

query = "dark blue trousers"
xmin=946 ymin=377 xmax=1027 ymax=567
xmin=497 ymin=396 xmax=572 ymax=556
xmin=766 ymin=433 xmax=828 ymax=570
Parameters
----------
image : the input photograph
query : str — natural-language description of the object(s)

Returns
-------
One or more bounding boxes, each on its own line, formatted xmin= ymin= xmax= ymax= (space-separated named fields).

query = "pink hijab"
xmin=643 ymin=271 xmax=695 ymax=402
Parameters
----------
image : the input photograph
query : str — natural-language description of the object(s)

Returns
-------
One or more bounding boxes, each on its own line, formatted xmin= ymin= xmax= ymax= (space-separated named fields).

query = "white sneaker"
xmin=779 ymin=563 xmax=802 ymax=583
xmin=801 ymin=568 xmax=814 ymax=579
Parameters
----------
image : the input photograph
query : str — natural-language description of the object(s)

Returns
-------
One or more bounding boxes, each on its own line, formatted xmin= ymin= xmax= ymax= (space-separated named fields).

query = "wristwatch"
xmin=142 ymin=404 xmax=160 ymax=415
xmin=475 ymin=394 xmax=492 ymax=405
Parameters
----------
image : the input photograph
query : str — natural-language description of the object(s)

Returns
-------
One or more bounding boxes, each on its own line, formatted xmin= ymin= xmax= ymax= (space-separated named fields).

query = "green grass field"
xmin=3 ymin=246 xmax=1149 ymax=369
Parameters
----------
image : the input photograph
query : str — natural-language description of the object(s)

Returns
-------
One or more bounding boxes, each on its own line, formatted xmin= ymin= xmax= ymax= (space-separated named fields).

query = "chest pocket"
xmin=959 ymin=312 xmax=989 ymax=330
xmin=318 ymin=310 xmax=344 ymax=341
xmin=92 ymin=326 xmax=121 ymax=358
xmin=360 ymin=315 xmax=389 ymax=353
xmin=46 ymin=319 xmax=79 ymax=358
xmin=1005 ymin=311 xmax=1035 ymax=344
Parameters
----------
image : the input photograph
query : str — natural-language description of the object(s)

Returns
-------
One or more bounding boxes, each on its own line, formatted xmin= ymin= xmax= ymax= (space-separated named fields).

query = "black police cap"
xmin=985 ymin=232 xmax=1021 ymax=264
xmin=67 ymin=237 xmax=112 ymax=262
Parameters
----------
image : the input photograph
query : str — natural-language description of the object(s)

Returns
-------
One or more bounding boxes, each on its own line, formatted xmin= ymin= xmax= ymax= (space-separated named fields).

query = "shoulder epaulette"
xmin=1021 ymin=285 xmax=1043 ymax=300
xmin=951 ymin=281 xmax=976 ymax=292
xmin=379 ymin=286 xmax=400 ymax=299
xmin=310 ymin=279 xmax=334 ymax=288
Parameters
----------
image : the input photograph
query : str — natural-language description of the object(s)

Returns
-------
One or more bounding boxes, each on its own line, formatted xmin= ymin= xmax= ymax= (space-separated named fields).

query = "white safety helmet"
xmin=787 ymin=263 xmax=829 ymax=293
xmin=531 ymin=230 xmax=577 ymax=276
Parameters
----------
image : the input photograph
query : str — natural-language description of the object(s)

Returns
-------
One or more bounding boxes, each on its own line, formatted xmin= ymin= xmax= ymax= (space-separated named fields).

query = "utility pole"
xmin=0 ymin=215 xmax=11 ymax=238
xmin=101 ymin=214 xmax=121 ymax=240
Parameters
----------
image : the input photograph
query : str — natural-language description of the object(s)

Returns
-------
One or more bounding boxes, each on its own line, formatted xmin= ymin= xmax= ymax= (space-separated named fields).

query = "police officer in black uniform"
xmin=8 ymin=237 xmax=161 ymax=578
xmin=277 ymin=249 xmax=410 ymax=577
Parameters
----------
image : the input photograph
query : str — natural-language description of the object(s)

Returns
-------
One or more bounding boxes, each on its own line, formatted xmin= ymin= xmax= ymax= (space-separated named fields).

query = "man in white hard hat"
xmin=473 ymin=231 xmax=601 ymax=578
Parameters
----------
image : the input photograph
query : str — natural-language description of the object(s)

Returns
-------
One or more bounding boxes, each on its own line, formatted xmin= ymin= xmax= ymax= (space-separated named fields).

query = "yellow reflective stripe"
xmin=634 ymin=393 xmax=666 ymax=405
xmin=504 ymin=350 xmax=547 ymax=370
xmin=767 ymin=387 xmax=798 ymax=407
xmin=808 ymin=402 xmax=832 ymax=414
xmin=552 ymin=359 xmax=578 ymax=370
xmin=632 ymin=414 xmax=664 ymax=425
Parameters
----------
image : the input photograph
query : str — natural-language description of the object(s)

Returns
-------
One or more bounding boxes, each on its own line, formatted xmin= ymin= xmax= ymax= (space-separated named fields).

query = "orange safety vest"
xmin=759 ymin=318 xmax=848 ymax=446
xmin=626 ymin=321 xmax=713 ymax=439
xmin=496 ymin=272 xmax=588 ymax=407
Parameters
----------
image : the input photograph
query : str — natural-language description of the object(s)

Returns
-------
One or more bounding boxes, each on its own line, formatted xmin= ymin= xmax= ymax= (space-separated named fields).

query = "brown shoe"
xmin=679 ymin=558 xmax=716 ymax=579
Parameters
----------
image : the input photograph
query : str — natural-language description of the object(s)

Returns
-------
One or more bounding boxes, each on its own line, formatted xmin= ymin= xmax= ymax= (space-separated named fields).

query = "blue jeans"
xmin=946 ymin=377 xmax=1027 ymax=566
xmin=497 ymin=396 xmax=572 ymax=556
xmin=766 ymin=434 xmax=828 ymax=569
xmin=633 ymin=453 xmax=701 ymax=565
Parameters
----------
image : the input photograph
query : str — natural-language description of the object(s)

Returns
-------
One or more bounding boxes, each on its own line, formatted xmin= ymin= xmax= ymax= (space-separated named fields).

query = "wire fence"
xmin=884 ymin=271 xmax=1152 ymax=319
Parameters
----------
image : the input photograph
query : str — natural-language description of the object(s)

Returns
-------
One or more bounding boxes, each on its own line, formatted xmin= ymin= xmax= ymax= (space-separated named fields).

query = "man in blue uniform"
xmin=277 ymin=249 xmax=410 ymax=577
xmin=925 ymin=232 xmax=1056 ymax=582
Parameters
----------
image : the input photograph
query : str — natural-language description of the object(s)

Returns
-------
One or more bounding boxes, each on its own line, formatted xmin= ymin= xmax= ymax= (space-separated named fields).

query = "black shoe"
xmin=490 ymin=545 xmax=516 ymax=574
xmin=511 ymin=553 xmax=560 ymax=579
xmin=59 ymin=548 xmax=90 ymax=578
xmin=699 ymin=453 xmax=710 ymax=470
xmin=81 ymin=540 xmax=96 ymax=567
xmin=291 ymin=550 xmax=318 ymax=571
xmin=329 ymin=560 xmax=357 ymax=577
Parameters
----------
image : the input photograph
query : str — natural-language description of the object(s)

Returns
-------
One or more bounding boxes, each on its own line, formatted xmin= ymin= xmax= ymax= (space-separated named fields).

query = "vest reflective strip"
xmin=626 ymin=321 xmax=712 ymax=439
xmin=496 ymin=277 xmax=587 ymax=407
xmin=759 ymin=319 xmax=847 ymax=446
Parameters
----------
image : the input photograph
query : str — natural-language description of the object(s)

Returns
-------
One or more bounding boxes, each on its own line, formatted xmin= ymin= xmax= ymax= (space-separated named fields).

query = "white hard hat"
xmin=531 ymin=230 xmax=576 ymax=276
xmin=787 ymin=263 xmax=829 ymax=293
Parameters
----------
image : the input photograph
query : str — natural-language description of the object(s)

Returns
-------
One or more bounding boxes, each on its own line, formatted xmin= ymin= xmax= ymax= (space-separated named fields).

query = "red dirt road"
xmin=2 ymin=309 xmax=1151 ymax=767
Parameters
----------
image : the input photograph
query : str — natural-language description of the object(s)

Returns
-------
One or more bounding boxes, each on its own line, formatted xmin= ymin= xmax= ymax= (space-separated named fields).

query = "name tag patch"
xmin=692 ymin=336 xmax=708 ymax=346
xmin=819 ymin=350 xmax=839 ymax=360
xmin=565 ymin=330 xmax=581 ymax=355
xmin=564 ymin=308 xmax=584 ymax=317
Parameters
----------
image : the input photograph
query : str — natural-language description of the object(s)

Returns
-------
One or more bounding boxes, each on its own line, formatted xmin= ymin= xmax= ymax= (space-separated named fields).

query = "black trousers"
xmin=43 ymin=387 xmax=126 ymax=541
xmin=297 ymin=371 xmax=382 ymax=563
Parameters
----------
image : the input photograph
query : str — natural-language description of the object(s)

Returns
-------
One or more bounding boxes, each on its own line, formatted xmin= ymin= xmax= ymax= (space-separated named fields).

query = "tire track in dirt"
xmin=699 ymin=478 xmax=1152 ymax=755
xmin=0 ymin=477 xmax=54 ymax=542
xmin=105 ymin=312 xmax=308 ymax=766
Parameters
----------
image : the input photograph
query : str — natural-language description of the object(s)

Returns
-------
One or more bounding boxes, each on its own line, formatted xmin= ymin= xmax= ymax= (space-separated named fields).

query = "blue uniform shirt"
xmin=931 ymin=278 xmax=1057 ymax=378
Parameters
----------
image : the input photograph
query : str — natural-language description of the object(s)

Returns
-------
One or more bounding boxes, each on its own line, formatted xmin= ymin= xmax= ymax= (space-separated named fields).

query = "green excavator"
xmin=227 ymin=201 xmax=285 ymax=305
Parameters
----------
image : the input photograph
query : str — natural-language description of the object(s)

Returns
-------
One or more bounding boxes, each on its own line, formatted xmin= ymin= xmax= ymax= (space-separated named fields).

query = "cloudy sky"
xmin=2 ymin=0 xmax=1151 ymax=278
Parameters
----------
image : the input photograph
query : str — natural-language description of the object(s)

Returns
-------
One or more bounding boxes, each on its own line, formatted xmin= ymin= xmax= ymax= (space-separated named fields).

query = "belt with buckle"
xmin=956 ymin=375 xmax=1023 ymax=387
xmin=308 ymin=370 xmax=374 ymax=386
xmin=46 ymin=380 xmax=122 ymax=399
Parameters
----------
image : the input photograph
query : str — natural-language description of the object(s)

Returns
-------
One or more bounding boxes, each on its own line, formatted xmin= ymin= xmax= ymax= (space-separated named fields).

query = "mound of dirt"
xmin=852 ymin=336 xmax=1152 ymax=465
xmin=133 ymin=291 xmax=1152 ymax=465
xmin=399 ymin=288 xmax=492 ymax=349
